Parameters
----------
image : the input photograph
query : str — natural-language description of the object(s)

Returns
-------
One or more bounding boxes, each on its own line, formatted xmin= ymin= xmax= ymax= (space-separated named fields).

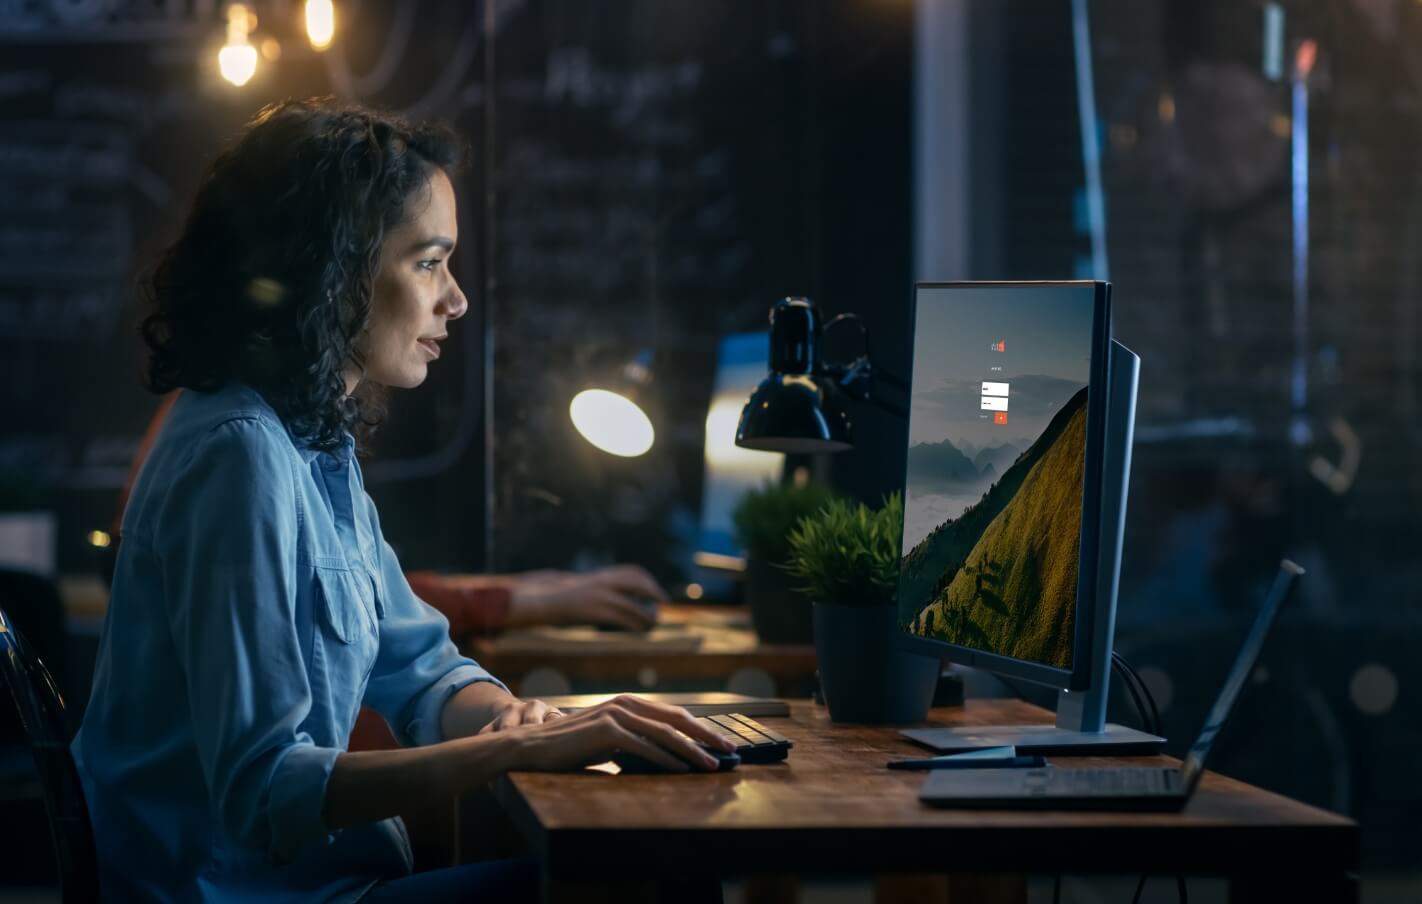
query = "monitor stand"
xmin=900 ymin=690 xmax=1165 ymax=756
xmin=901 ymin=339 xmax=1165 ymax=757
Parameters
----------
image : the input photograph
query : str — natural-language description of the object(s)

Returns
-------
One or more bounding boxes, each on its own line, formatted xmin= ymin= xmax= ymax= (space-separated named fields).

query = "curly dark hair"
xmin=141 ymin=97 xmax=462 ymax=451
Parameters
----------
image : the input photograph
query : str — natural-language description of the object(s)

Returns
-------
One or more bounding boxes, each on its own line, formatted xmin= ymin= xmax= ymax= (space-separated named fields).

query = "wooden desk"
xmin=465 ymin=604 xmax=818 ymax=697
xmin=490 ymin=699 xmax=1358 ymax=904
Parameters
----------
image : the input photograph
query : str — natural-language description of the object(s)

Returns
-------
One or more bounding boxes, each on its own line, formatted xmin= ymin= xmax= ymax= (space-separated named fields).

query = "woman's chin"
xmin=390 ymin=365 xmax=428 ymax=389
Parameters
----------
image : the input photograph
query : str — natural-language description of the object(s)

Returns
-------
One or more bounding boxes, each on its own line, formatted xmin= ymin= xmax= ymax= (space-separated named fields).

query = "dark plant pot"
xmin=813 ymin=601 xmax=940 ymax=723
xmin=745 ymin=557 xmax=814 ymax=645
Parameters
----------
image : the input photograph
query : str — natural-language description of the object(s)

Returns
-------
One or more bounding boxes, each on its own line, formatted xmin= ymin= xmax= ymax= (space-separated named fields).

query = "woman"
xmin=72 ymin=98 xmax=733 ymax=903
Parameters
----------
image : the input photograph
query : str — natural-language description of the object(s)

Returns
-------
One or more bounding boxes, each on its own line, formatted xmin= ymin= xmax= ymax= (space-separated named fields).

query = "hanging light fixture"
xmin=218 ymin=3 xmax=259 ymax=87
xmin=305 ymin=0 xmax=335 ymax=51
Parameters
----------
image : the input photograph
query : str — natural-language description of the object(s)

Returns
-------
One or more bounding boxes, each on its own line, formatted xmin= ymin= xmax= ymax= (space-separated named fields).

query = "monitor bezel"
xmin=894 ymin=280 xmax=1112 ymax=692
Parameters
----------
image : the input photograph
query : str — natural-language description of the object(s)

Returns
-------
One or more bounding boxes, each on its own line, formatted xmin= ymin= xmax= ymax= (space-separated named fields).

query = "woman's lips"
xmin=418 ymin=338 xmax=441 ymax=359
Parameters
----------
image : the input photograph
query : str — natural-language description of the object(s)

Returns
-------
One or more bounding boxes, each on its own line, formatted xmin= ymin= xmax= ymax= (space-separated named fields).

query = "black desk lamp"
xmin=734 ymin=297 xmax=877 ymax=453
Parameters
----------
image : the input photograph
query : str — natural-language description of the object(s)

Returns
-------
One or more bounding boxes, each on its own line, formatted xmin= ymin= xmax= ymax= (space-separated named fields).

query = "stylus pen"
xmin=886 ymin=754 xmax=1047 ymax=771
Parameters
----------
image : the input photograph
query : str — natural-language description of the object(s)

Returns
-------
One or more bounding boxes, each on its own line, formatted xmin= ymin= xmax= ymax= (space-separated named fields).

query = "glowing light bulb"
xmin=569 ymin=389 xmax=655 ymax=457
xmin=87 ymin=530 xmax=112 ymax=549
xmin=305 ymin=0 xmax=335 ymax=51
xmin=219 ymin=4 xmax=258 ymax=87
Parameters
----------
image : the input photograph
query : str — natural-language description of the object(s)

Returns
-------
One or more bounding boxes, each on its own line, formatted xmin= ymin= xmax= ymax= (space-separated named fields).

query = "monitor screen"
xmin=897 ymin=283 xmax=1101 ymax=673
xmin=696 ymin=332 xmax=783 ymax=563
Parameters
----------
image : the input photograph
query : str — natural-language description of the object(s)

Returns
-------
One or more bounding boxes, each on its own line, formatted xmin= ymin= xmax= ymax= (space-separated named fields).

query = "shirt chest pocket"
xmin=313 ymin=566 xmax=381 ymax=648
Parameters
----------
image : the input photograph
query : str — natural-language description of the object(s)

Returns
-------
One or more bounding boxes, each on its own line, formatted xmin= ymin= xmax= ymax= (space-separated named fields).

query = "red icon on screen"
xmin=994 ymin=411 xmax=1008 ymax=425
xmin=991 ymin=340 xmax=1006 ymax=352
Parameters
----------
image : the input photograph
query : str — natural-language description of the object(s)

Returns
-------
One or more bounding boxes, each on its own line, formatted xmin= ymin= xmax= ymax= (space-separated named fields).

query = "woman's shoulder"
xmin=123 ymin=385 xmax=302 ymax=544
xmin=158 ymin=384 xmax=299 ymax=471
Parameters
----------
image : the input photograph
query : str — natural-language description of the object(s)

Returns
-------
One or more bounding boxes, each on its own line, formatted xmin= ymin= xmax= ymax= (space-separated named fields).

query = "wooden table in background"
xmin=490 ymin=699 xmax=1358 ymax=904
xmin=463 ymin=604 xmax=819 ymax=697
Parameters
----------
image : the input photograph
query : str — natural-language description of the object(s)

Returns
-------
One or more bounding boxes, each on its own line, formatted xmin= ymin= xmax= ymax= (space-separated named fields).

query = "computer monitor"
xmin=895 ymin=281 xmax=1163 ymax=754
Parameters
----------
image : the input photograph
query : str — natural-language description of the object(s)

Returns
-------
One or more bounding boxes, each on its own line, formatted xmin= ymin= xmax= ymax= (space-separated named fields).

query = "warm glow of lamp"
xmin=219 ymin=4 xmax=258 ymax=86
xmin=87 ymin=530 xmax=112 ymax=549
xmin=705 ymin=399 xmax=781 ymax=470
xmin=305 ymin=0 xmax=335 ymax=51
xmin=569 ymin=389 xmax=654 ymax=457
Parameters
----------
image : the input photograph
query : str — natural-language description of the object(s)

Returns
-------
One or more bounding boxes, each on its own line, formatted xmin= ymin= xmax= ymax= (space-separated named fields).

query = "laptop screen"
xmin=1179 ymin=560 xmax=1303 ymax=793
xmin=898 ymin=283 xmax=1097 ymax=671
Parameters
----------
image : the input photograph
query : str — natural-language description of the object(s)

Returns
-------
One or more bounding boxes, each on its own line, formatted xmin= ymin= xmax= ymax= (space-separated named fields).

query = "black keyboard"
xmin=696 ymin=713 xmax=793 ymax=764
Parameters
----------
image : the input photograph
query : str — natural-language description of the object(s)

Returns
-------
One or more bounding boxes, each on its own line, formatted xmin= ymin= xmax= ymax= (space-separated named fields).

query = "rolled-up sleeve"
xmin=157 ymin=417 xmax=337 ymax=860
xmin=362 ymin=536 xmax=507 ymax=747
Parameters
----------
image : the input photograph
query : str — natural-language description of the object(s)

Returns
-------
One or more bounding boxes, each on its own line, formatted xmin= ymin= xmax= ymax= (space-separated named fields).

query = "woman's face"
xmin=356 ymin=167 xmax=467 ymax=391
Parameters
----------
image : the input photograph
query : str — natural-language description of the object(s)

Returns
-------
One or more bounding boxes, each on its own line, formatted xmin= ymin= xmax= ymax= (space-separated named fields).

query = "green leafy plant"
xmin=732 ymin=480 xmax=838 ymax=565
xmin=786 ymin=492 xmax=903 ymax=606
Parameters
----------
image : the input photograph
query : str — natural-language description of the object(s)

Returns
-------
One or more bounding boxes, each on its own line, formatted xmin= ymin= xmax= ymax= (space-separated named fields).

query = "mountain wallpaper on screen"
xmin=905 ymin=440 xmax=1019 ymax=492
xmin=899 ymin=387 xmax=1087 ymax=670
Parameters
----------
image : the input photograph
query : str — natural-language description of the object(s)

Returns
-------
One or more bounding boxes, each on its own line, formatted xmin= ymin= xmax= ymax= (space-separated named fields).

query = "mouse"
xmin=610 ymin=745 xmax=740 ymax=774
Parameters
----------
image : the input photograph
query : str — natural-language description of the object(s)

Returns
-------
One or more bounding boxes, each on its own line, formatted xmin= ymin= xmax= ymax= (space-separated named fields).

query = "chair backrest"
xmin=0 ymin=606 xmax=99 ymax=903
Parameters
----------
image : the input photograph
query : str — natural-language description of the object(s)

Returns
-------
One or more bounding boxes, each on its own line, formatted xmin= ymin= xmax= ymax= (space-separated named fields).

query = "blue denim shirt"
xmin=73 ymin=384 xmax=506 ymax=902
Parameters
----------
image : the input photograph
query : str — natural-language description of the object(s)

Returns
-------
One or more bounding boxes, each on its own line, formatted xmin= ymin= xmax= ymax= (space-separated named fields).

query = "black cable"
xmin=1131 ymin=873 xmax=1148 ymax=904
xmin=1112 ymin=651 xmax=1161 ymax=736
xmin=1177 ymin=875 xmax=1188 ymax=903
xmin=1111 ymin=656 xmax=1155 ymax=735
xmin=1053 ymin=873 xmax=1061 ymax=904
xmin=1123 ymin=659 xmax=1159 ymax=735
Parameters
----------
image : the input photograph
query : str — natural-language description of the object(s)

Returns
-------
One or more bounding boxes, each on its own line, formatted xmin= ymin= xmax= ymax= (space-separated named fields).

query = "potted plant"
xmin=787 ymin=492 xmax=939 ymax=723
xmin=732 ymin=480 xmax=837 ymax=644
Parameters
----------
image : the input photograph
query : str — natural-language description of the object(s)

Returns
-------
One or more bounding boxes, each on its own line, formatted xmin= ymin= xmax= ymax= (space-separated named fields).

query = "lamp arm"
xmin=822 ymin=313 xmax=909 ymax=419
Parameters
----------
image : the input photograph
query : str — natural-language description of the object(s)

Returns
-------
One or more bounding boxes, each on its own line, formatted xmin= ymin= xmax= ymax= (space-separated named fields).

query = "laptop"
xmin=920 ymin=559 xmax=1303 ymax=810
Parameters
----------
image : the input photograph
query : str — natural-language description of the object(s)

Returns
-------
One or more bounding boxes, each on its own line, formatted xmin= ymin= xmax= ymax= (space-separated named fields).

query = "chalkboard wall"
xmin=0 ymin=0 xmax=911 ymax=582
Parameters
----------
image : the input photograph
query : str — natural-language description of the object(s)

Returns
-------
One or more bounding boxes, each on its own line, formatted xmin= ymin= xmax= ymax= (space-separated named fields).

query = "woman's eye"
xmin=418 ymin=259 xmax=442 ymax=272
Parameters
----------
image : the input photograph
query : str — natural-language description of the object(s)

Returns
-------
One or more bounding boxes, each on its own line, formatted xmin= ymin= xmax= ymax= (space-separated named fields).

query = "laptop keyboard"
xmin=1048 ymin=767 xmax=1177 ymax=795
xmin=696 ymin=713 xmax=793 ymax=763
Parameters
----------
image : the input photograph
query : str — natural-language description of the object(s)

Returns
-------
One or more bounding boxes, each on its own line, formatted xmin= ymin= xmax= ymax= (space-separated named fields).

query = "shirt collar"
xmin=223 ymin=382 xmax=354 ymax=467
xmin=292 ymin=430 xmax=355 ymax=467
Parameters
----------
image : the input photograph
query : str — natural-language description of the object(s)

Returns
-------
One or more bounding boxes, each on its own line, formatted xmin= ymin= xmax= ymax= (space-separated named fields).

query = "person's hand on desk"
xmin=504 ymin=565 xmax=666 ymax=631
xmin=327 ymin=696 xmax=736 ymax=830
xmin=486 ymin=694 xmax=735 ymax=773
xmin=478 ymin=696 xmax=566 ymax=733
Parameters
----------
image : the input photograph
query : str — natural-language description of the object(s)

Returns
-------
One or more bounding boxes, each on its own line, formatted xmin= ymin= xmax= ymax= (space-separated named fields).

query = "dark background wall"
xmin=0 ymin=0 xmax=913 ymax=583
xmin=485 ymin=1 xmax=912 ymax=580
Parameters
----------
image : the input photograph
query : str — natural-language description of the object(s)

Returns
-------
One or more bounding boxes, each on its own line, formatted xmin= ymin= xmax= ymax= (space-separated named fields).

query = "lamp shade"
xmin=735 ymin=372 xmax=852 ymax=452
xmin=734 ymin=297 xmax=854 ymax=453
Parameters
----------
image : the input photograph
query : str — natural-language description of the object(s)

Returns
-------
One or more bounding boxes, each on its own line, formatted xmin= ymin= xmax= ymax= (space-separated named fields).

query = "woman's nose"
xmin=441 ymin=280 xmax=468 ymax=321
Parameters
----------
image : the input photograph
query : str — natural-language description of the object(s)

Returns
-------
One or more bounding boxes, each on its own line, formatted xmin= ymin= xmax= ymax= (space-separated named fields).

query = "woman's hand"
xmin=478 ymin=697 xmax=565 ymax=734
xmin=496 ymin=695 xmax=737 ymax=773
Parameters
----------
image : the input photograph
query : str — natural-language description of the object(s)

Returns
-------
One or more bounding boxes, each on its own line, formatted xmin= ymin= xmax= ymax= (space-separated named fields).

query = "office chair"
xmin=0 ymin=606 xmax=99 ymax=903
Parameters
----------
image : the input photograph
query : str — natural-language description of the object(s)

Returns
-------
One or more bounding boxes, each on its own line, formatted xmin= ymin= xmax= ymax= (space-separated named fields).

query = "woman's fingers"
xmin=600 ymin=695 xmax=737 ymax=752
xmin=599 ymin=719 xmax=688 ymax=773
xmin=506 ymin=695 xmax=736 ymax=772
xmin=604 ymin=707 xmax=720 ymax=770
xmin=478 ymin=700 xmax=563 ymax=735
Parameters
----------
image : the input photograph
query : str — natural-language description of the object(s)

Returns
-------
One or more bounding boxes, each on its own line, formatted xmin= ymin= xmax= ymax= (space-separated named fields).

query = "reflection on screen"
xmin=897 ymin=285 xmax=1095 ymax=670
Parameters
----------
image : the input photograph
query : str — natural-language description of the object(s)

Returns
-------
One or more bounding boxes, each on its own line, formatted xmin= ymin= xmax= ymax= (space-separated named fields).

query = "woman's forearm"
xmin=440 ymin=677 xmax=518 ymax=740
xmin=323 ymin=731 xmax=518 ymax=830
